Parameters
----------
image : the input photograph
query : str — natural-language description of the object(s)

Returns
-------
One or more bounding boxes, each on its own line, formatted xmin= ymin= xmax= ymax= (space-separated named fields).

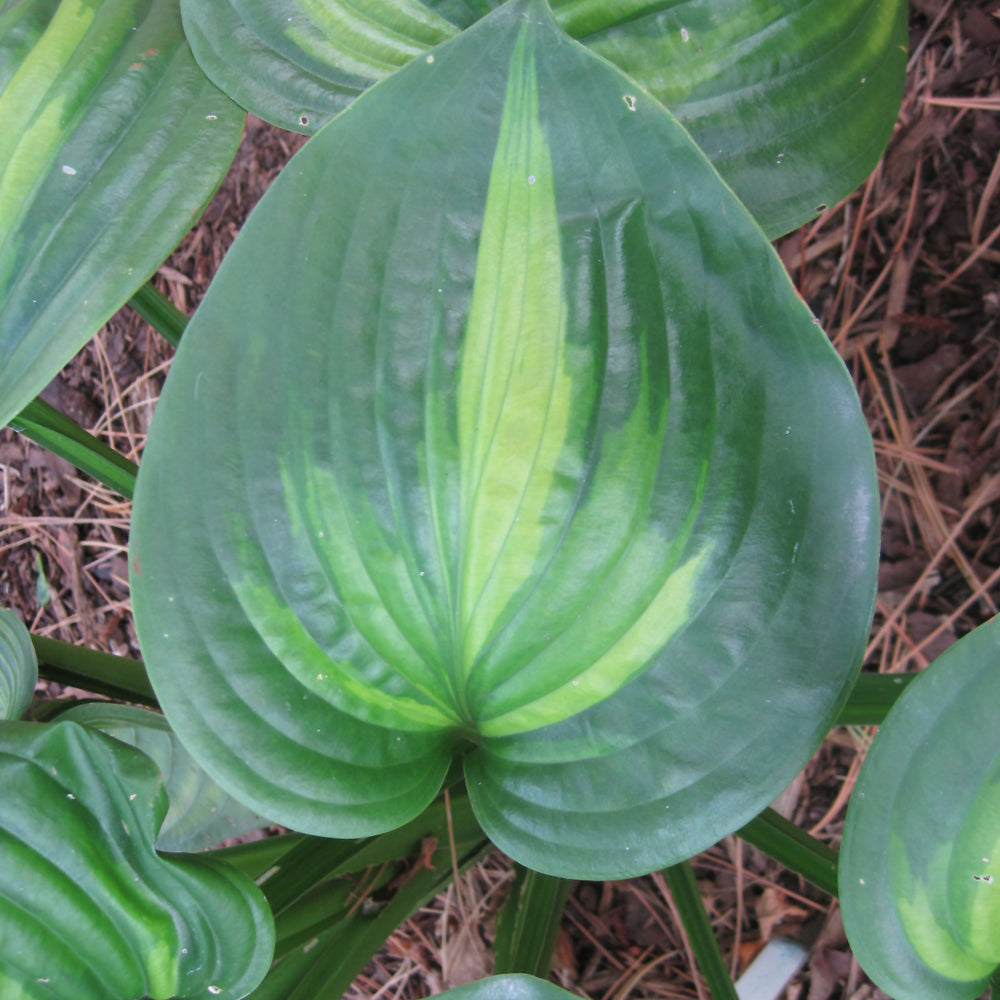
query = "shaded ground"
xmin=1 ymin=3 xmax=998 ymax=999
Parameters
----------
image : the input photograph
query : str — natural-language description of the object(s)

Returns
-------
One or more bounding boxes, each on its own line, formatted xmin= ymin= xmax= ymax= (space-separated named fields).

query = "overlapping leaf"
xmin=0 ymin=608 xmax=36 ymax=721
xmin=840 ymin=616 xmax=1000 ymax=999
xmin=179 ymin=0 xmax=906 ymax=236
xmin=59 ymin=702 xmax=268 ymax=852
xmin=0 ymin=720 xmax=274 ymax=1000
xmin=132 ymin=0 xmax=878 ymax=878
xmin=0 ymin=0 xmax=244 ymax=428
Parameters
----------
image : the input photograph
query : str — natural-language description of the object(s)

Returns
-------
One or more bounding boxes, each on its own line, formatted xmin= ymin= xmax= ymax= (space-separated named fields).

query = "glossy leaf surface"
xmin=180 ymin=0 xmax=906 ymax=237
xmin=434 ymin=975 xmax=576 ymax=1000
xmin=58 ymin=702 xmax=268 ymax=852
xmin=0 ymin=0 xmax=243 ymax=428
xmin=840 ymin=616 xmax=1000 ymax=999
xmin=132 ymin=0 xmax=878 ymax=878
xmin=0 ymin=608 xmax=36 ymax=720
xmin=0 ymin=720 xmax=274 ymax=1000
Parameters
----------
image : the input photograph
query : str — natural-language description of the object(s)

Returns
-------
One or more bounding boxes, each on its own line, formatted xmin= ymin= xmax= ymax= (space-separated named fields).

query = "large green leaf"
xmin=0 ymin=608 xmax=36 ymax=721
xmin=179 ymin=0 xmax=906 ymax=237
xmin=58 ymin=702 xmax=268 ymax=852
xmin=0 ymin=720 xmax=274 ymax=1000
xmin=840 ymin=616 xmax=1000 ymax=999
xmin=0 ymin=0 xmax=244 ymax=429
xmin=131 ymin=0 xmax=878 ymax=878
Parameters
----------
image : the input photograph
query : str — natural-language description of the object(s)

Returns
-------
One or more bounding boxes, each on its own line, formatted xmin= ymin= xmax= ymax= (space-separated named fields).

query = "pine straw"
xmin=1 ymin=5 xmax=998 ymax=999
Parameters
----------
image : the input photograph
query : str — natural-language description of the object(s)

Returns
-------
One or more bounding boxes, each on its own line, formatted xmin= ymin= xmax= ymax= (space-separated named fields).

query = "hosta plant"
xmin=4 ymin=0 xmax=998 ymax=999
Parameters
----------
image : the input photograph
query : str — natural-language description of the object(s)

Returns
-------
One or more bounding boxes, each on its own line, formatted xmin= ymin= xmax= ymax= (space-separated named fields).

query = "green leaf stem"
xmin=132 ymin=0 xmax=878 ymax=878
xmin=10 ymin=397 xmax=138 ymax=499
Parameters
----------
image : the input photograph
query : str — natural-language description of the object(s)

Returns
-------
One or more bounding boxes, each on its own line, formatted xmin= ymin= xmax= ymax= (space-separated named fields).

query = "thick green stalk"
xmin=128 ymin=281 xmax=189 ymax=347
xmin=9 ymin=398 xmax=138 ymax=499
xmin=209 ymin=834 xmax=307 ymax=880
xmin=834 ymin=672 xmax=917 ymax=726
xmin=663 ymin=861 xmax=739 ymax=1000
xmin=494 ymin=865 xmax=573 ymax=977
xmin=31 ymin=634 xmax=155 ymax=705
xmin=250 ymin=838 xmax=492 ymax=998
xmin=738 ymin=808 xmax=839 ymax=898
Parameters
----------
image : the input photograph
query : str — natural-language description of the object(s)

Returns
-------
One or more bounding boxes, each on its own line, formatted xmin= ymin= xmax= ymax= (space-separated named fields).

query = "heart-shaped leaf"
xmin=0 ymin=608 xmax=36 ymax=721
xmin=0 ymin=0 xmax=244 ymax=428
xmin=132 ymin=0 xmax=878 ymax=878
xmin=840 ymin=616 xmax=1000 ymax=999
xmin=179 ymin=0 xmax=906 ymax=236
xmin=58 ymin=702 xmax=268 ymax=852
xmin=0 ymin=720 xmax=274 ymax=1000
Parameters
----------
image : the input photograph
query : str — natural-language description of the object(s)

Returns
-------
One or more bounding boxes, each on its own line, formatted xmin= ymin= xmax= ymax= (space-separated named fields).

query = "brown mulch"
xmin=2 ymin=4 xmax=998 ymax=999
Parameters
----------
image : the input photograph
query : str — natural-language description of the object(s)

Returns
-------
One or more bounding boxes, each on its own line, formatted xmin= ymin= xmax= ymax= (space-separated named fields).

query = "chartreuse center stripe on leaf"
xmin=454 ymin=21 xmax=709 ymax=736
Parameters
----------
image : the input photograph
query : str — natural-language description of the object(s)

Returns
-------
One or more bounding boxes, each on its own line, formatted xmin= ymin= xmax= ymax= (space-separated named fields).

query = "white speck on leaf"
xmin=623 ymin=94 xmax=637 ymax=111
xmin=859 ymin=877 xmax=865 ymax=885
xmin=426 ymin=54 xmax=434 ymax=64
xmin=66 ymin=793 xmax=75 ymax=800
xmin=527 ymin=175 xmax=535 ymax=184
xmin=205 ymin=114 xmax=217 ymax=121
xmin=788 ymin=499 xmax=796 ymax=514
xmin=129 ymin=793 xmax=136 ymax=801
xmin=208 ymin=987 xmax=222 ymax=995
xmin=680 ymin=27 xmax=690 ymax=42
xmin=61 ymin=165 xmax=76 ymax=175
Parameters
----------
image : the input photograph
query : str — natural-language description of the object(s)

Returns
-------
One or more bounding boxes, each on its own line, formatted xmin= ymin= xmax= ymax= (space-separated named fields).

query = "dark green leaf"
xmin=0 ymin=720 xmax=274 ymax=1000
xmin=180 ymin=0 xmax=906 ymax=236
xmin=840 ymin=616 xmax=1000 ymax=999
xmin=132 ymin=0 xmax=878 ymax=878
xmin=0 ymin=607 xmax=36 ymax=720
xmin=0 ymin=0 xmax=244 ymax=428
xmin=57 ymin=702 xmax=268 ymax=852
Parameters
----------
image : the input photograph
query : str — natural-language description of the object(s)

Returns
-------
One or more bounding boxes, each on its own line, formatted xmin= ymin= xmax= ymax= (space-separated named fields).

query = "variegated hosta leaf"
xmin=0 ymin=720 xmax=274 ymax=1000
xmin=131 ymin=0 xmax=879 ymax=878
xmin=58 ymin=702 xmax=268 ymax=852
xmin=0 ymin=0 xmax=244 ymax=429
xmin=0 ymin=608 xmax=36 ymax=720
xmin=840 ymin=616 xmax=1000 ymax=999
xmin=179 ymin=0 xmax=906 ymax=237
